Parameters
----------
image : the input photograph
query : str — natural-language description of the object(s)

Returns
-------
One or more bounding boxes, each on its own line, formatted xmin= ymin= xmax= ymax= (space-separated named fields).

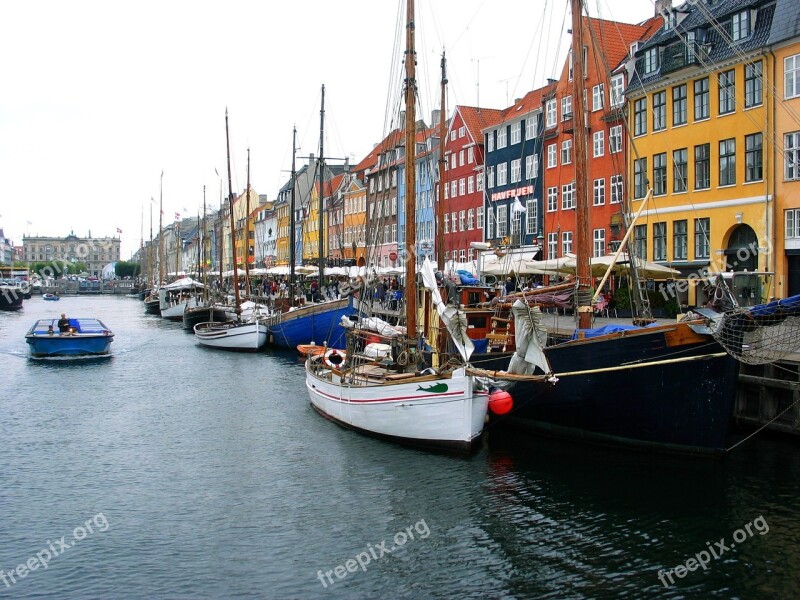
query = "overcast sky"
xmin=1 ymin=0 xmax=658 ymax=258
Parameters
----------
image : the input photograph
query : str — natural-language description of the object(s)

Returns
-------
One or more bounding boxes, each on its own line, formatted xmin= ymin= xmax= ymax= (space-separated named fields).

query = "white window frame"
xmin=610 ymin=74 xmax=625 ymax=107
xmin=497 ymin=163 xmax=508 ymax=186
xmin=593 ymin=178 xmax=605 ymax=206
xmin=510 ymin=158 xmax=521 ymax=183
xmin=526 ymin=200 xmax=537 ymax=234
xmin=592 ymin=83 xmax=604 ymax=111
xmin=497 ymin=127 xmax=507 ymax=149
xmin=786 ymin=54 xmax=800 ymax=99
xmin=510 ymin=122 xmax=521 ymax=145
xmin=547 ymin=187 xmax=558 ymax=212
xmin=593 ymin=131 xmax=604 ymax=157
xmin=545 ymin=99 xmax=557 ymax=127
xmin=593 ymin=228 xmax=606 ymax=257
xmin=547 ymin=144 xmax=557 ymax=168
xmin=609 ymin=125 xmax=622 ymax=153
xmin=561 ymin=139 xmax=572 ymax=165
xmin=562 ymin=231 xmax=573 ymax=255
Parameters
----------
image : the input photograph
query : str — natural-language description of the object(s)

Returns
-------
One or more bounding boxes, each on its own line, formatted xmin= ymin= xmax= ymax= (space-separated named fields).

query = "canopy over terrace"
xmin=523 ymin=253 xmax=680 ymax=279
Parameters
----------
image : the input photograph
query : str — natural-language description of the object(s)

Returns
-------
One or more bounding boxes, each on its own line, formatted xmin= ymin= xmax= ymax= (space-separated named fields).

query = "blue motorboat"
xmin=42 ymin=293 xmax=60 ymax=301
xmin=25 ymin=317 xmax=114 ymax=357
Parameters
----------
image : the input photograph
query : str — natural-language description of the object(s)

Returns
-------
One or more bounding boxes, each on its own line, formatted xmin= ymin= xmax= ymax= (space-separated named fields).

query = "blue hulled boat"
xmin=26 ymin=318 xmax=114 ymax=357
xmin=267 ymin=297 xmax=353 ymax=350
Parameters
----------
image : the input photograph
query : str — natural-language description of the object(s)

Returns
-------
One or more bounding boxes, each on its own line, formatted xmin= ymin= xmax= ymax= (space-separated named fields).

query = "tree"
xmin=115 ymin=261 xmax=140 ymax=278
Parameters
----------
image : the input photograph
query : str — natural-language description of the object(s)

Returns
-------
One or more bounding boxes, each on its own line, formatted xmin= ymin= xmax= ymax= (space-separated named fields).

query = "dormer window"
xmin=644 ymin=47 xmax=660 ymax=74
xmin=630 ymin=41 xmax=640 ymax=57
xmin=732 ymin=10 xmax=753 ymax=41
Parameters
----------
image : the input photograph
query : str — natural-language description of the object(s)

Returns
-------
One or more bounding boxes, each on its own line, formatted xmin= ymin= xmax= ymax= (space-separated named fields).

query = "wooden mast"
xmin=158 ymin=171 xmax=164 ymax=285
xmin=436 ymin=51 xmax=447 ymax=268
xmin=244 ymin=148 xmax=251 ymax=298
xmin=290 ymin=126 xmax=297 ymax=307
xmin=225 ymin=108 xmax=241 ymax=314
xmin=404 ymin=0 xmax=417 ymax=337
xmin=317 ymin=84 xmax=326 ymax=282
xmin=570 ymin=0 xmax=592 ymax=330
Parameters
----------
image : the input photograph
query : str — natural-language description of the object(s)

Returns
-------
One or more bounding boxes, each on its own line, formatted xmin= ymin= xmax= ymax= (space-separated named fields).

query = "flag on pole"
xmin=116 ymin=228 xmax=122 ymax=234
xmin=511 ymin=197 xmax=527 ymax=214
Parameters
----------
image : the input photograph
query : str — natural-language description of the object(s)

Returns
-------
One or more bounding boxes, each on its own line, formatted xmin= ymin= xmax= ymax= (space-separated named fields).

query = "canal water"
xmin=1 ymin=295 xmax=799 ymax=599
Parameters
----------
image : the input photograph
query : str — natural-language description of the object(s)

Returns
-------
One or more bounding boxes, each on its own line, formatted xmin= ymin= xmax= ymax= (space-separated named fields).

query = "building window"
xmin=545 ymin=99 xmax=557 ymax=127
xmin=562 ymin=182 xmax=575 ymax=209
xmin=593 ymin=131 xmax=604 ymax=157
xmin=547 ymin=187 xmax=558 ymax=212
xmin=450 ymin=154 xmax=456 ymax=170
xmin=451 ymin=130 xmax=457 ymax=141
xmin=510 ymin=159 xmax=521 ymax=183
xmin=634 ymin=158 xmax=648 ymax=199
xmin=467 ymin=208 xmax=475 ymax=230
xmin=526 ymin=117 xmax=538 ymax=140
xmin=611 ymin=174 xmax=623 ymax=204
xmin=695 ymin=218 xmax=710 ymax=259
xmin=477 ymin=172 xmax=484 ymax=191
xmin=459 ymin=149 xmax=465 ymax=166
xmin=562 ymin=231 xmax=573 ymax=255
xmin=644 ymin=47 xmax=659 ymax=74
xmin=745 ymin=61 xmax=763 ymax=108
xmin=610 ymin=74 xmax=625 ymax=107
xmin=695 ymin=143 xmax=710 ymax=189
xmin=653 ymin=153 xmax=667 ymax=196
xmin=497 ymin=163 xmax=508 ymax=186
xmin=497 ymin=126 xmax=507 ymax=149
xmin=496 ymin=205 xmax=507 ymax=237
xmin=459 ymin=210 xmax=466 ymax=232
xmin=477 ymin=206 xmax=484 ymax=229
xmin=673 ymin=148 xmax=688 ymax=193
xmin=510 ymin=122 xmax=521 ymax=145
xmin=673 ymin=83 xmax=687 ymax=126
xmin=786 ymin=132 xmax=800 ymax=180
xmin=484 ymin=207 xmax=490 ymax=237
xmin=467 ymin=176 xmax=475 ymax=193
xmin=451 ymin=181 xmax=457 ymax=197
xmin=487 ymin=166 xmax=494 ymax=188
xmin=694 ymin=77 xmax=709 ymax=120
xmin=593 ymin=178 xmax=605 ymax=205
xmin=787 ymin=55 xmax=800 ymax=99
xmin=459 ymin=125 xmax=466 ymax=138
xmin=468 ymin=146 xmax=474 ymax=164
xmin=674 ymin=220 xmax=688 ymax=260
xmin=592 ymin=84 xmax=604 ymax=111
xmin=609 ymin=125 xmax=622 ymax=153
xmin=786 ymin=209 xmax=800 ymax=238
xmin=719 ymin=138 xmax=736 ymax=186
xmin=525 ymin=154 xmax=538 ymax=180
xmin=731 ymin=10 xmax=751 ymax=41
xmin=653 ymin=222 xmax=666 ymax=261
xmin=745 ymin=133 xmax=763 ymax=182
xmin=562 ymin=139 xmax=572 ymax=164
xmin=459 ymin=178 xmax=466 ymax=195
xmin=548 ymin=232 xmax=558 ymax=259
xmin=634 ymin=224 xmax=647 ymax=260
xmin=452 ymin=212 xmax=458 ymax=233
xmin=634 ymin=98 xmax=647 ymax=136
xmin=653 ymin=90 xmax=666 ymax=131
xmin=547 ymin=143 xmax=557 ymax=168
xmin=486 ymin=132 xmax=494 ymax=152
xmin=719 ymin=69 xmax=736 ymax=115
xmin=526 ymin=200 xmax=537 ymax=234
xmin=593 ymin=229 xmax=606 ymax=257
xmin=561 ymin=95 xmax=573 ymax=120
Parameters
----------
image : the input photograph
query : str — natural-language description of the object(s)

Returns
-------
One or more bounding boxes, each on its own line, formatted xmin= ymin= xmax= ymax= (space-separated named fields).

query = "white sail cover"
xmin=507 ymin=299 xmax=551 ymax=376
xmin=420 ymin=258 xmax=474 ymax=362
xmin=340 ymin=315 xmax=405 ymax=338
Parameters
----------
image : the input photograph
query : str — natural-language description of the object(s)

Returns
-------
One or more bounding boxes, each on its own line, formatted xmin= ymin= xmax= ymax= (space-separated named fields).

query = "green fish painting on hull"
xmin=417 ymin=383 xmax=448 ymax=393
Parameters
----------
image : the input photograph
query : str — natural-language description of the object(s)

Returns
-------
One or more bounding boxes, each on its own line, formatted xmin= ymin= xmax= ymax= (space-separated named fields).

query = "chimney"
xmin=431 ymin=109 xmax=441 ymax=127
xmin=655 ymin=0 xmax=671 ymax=17
xmin=547 ymin=78 xmax=557 ymax=85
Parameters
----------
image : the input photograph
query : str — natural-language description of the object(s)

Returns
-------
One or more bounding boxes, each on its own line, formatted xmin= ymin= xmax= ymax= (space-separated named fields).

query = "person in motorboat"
xmin=57 ymin=313 xmax=71 ymax=334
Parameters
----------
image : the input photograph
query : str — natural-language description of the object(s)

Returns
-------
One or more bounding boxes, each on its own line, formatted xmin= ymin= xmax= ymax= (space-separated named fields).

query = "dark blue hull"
xmin=267 ymin=297 xmax=352 ymax=350
xmin=482 ymin=324 xmax=738 ymax=455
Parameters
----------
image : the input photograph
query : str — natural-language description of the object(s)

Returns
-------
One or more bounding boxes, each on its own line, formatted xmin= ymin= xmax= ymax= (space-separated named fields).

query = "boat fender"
xmin=396 ymin=350 xmax=409 ymax=366
xmin=323 ymin=349 xmax=346 ymax=368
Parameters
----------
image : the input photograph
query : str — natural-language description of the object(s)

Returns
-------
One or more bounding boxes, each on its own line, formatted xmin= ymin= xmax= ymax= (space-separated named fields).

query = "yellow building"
xmin=302 ymin=182 xmax=323 ymax=264
xmin=772 ymin=30 xmax=800 ymax=296
xmin=342 ymin=174 xmax=367 ymax=265
xmin=627 ymin=1 xmax=778 ymax=306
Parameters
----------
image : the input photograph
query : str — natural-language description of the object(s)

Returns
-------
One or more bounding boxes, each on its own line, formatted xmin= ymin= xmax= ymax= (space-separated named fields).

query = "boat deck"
xmin=28 ymin=318 xmax=111 ymax=336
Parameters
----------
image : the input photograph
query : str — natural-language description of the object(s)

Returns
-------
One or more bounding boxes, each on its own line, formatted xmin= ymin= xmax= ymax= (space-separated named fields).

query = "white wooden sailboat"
xmin=194 ymin=111 xmax=268 ymax=351
xmin=304 ymin=0 xmax=527 ymax=452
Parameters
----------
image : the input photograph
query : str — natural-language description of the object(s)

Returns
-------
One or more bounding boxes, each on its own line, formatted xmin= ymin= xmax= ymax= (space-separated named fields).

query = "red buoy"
xmin=489 ymin=390 xmax=513 ymax=415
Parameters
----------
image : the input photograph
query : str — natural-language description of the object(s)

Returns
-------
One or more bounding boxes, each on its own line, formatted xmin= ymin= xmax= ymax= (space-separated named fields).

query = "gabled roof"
xmin=585 ymin=15 xmax=660 ymax=73
xmin=456 ymin=106 xmax=503 ymax=141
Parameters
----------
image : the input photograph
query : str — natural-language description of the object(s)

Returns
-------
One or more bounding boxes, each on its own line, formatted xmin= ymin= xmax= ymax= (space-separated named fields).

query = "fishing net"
xmin=712 ymin=295 xmax=800 ymax=365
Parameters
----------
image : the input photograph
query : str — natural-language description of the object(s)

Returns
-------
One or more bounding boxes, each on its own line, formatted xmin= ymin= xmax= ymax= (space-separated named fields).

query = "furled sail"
xmin=420 ymin=258 xmax=474 ymax=362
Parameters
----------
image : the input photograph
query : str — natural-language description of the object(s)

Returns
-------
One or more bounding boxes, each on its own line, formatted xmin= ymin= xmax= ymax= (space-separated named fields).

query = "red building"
xmin=541 ymin=15 xmax=660 ymax=261
xmin=443 ymin=105 xmax=502 ymax=264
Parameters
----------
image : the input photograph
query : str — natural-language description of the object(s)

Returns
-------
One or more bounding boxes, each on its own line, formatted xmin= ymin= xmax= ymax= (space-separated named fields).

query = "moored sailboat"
xmin=477 ymin=0 xmax=738 ymax=455
xmin=304 ymin=0 xmax=516 ymax=452
xmin=194 ymin=111 xmax=268 ymax=351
